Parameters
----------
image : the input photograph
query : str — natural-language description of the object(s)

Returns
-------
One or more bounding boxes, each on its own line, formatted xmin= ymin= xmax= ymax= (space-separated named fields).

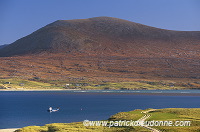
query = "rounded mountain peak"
xmin=0 ymin=17 xmax=199 ymax=57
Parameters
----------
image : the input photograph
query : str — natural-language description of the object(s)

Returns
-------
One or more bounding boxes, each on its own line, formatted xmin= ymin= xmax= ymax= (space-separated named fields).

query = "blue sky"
xmin=1 ymin=0 xmax=200 ymax=45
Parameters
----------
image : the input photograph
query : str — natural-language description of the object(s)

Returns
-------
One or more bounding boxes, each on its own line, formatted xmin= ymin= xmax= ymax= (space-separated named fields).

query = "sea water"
xmin=0 ymin=90 xmax=199 ymax=129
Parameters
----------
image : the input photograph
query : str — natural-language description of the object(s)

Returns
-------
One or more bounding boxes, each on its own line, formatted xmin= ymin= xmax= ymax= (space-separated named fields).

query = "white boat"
xmin=47 ymin=107 xmax=60 ymax=112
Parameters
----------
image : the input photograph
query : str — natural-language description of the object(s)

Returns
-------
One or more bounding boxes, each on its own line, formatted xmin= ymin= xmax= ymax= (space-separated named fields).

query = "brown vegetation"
xmin=0 ymin=17 xmax=200 ymax=84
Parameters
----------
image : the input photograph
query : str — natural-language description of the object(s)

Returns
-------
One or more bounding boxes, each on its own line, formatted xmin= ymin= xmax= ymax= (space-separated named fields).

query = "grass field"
xmin=148 ymin=108 xmax=200 ymax=132
xmin=0 ymin=78 xmax=193 ymax=90
xmin=15 ymin=108 xmax=200 ymax=132
xmin=0 ymin=78 xmax=63 ymax=90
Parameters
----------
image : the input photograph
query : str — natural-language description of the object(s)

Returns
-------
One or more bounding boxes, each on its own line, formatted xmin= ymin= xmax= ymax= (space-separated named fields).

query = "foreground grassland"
xmin=1 ymin=78 xmax=199 ymax=90
xmin=147 ymin=108 xmax=200 ymax=132
xmin=15 ymin=108 xmax=200 ymax=132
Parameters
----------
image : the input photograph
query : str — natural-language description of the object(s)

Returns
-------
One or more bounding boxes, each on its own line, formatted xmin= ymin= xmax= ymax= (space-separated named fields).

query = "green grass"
xmin=148 ymin=112 xmax=180 ymax=120
xmin=109 ymin=109 xmax=144 ymax=121
xmin=148 ymin=108 xmax=200 ymax=122
xmin=15 ymin=108 xmax=200 ymax=132
xmin=148 ymin=108 xmax=200 ymax=132
xmin=0 ymin=78 xmax=63 ymax=90
xmin=0 ymin=78 xmax=192 ymax=90
xmin=15 ymin=122 xmax=148 ymax=132
xmin=75 ymin=81 xmax=186 ymax=90
xmin=15 ymin=126 xmax=48 ymax=132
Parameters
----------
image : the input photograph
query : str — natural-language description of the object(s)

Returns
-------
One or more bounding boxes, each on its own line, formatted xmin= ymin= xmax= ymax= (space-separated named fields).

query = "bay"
xmin=0 ymin=90 xmax=200 ymax=129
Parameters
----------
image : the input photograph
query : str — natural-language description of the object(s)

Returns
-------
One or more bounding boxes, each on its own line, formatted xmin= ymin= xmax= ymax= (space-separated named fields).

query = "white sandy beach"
xmin=0 ymin=128 xmax=19 ymax=132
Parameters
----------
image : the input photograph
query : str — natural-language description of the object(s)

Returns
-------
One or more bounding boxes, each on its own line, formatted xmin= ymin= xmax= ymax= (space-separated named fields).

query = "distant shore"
xmin=0 ymin=88 xmax=198 ymax=91
xmin=0 ymin=88 xmax=81 ymax=91
xmin=1 ymin=89 xmax=200 ymax=96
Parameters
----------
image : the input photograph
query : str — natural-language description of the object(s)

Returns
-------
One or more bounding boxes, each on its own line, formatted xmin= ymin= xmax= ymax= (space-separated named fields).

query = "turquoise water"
xmin=0 ymin=90 xmax=200 ymax=129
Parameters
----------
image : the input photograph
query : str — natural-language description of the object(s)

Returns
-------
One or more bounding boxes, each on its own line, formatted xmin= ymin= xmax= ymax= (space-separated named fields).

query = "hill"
xmin=0 ymin=44 xmax=8 ymax=49
xmin=0 ymin=17 xmax=200 ymax=57
xmin=0 ymin=17 xmax=200 ymax=85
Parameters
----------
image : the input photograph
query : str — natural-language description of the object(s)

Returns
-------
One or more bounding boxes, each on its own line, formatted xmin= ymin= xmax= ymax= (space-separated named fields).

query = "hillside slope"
xmin=0 ymin=44 xmax=8 ymax=49
xmin=0 ymin=17 xmax=200 ymax=57
xmin=0 ymin=17 xmax=200 ymax=82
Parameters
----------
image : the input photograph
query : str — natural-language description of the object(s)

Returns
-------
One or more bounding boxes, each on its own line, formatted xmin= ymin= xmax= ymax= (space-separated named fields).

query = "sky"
xmin=0 ymin=0 xmax=200 ymax=45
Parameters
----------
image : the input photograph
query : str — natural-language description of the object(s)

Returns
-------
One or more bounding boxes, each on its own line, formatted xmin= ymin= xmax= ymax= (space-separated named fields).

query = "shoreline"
xmin=0 ymin=88 xmax=199 ymax=91
xmin=0 ymin=89 xmax=200 ymax=96
xmin=0 ymin=128 xmax=19 ymax=132
xmin=0 ymin=88 xmax=81 ymax=91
